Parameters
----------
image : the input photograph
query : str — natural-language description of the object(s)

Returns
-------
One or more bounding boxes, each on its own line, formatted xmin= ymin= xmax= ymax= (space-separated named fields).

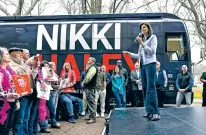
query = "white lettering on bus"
xmin=92 ymin=23 xmax=113 ymax=50
xmin=115 ymin=23 xmax=121 ymax=49
xmin=37 ymin=25 xmax=59 ymax=50
xmin=37 ymin=23 xmax=121 ymax=50
xmin=70 ymin=24 xmax=91 ymax=50
xmin=60 ymin=24 xmax=67 ymax=50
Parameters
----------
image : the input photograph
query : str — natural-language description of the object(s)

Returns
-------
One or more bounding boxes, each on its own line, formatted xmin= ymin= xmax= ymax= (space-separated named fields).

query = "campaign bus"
xmin=0 ymin=13 xmax=193 ymax=107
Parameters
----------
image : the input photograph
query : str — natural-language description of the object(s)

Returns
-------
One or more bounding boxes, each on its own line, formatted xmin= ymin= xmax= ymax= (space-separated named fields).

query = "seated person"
xmin=60 ymin=63 xmax=84 ymax=123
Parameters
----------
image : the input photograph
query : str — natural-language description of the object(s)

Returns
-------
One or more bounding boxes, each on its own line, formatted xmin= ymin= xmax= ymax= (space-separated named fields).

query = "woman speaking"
xmin=123 ymin=22 xmax=160 ymax=121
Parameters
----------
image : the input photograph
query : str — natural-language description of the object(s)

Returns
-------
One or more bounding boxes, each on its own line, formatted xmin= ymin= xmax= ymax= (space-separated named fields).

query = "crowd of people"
xmin=0 ymin=46 xmax=138 ymax=135
xmin=0 ymin=21 xmax=198 ymax=135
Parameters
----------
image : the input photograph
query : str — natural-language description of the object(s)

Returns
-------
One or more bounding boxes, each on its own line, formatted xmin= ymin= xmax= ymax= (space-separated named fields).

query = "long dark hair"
xmin=140 ymin=22 xmax=153 ymax=40
xmin=112 ymin=66 xmax=120 ymax=76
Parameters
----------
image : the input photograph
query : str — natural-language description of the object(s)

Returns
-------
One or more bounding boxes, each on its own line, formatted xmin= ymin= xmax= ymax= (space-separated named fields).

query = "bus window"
xmin=166 ymin=35 xmax=187 ymax=61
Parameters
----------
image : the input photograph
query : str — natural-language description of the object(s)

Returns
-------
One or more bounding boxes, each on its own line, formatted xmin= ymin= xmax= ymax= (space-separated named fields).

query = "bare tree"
xmin=131 ymin=0 xmax=158 ymax=13
xmin=143 ymin=0 xmax=182 ymax=15
xmin=35 ymin=0 xmax=56 ymax=15
xmin=85 ymin=0 xmax=102 ymax=13
xmin=81 ymin=0 xmax=86 ymax=14
xmin=59 ymin=0 xmax=157 ymax=14
xmin=59 ymin=0 xmax=80 ymax=14
xmin=59 ymin=0 xmax=102 ymax=14
xmin=0 ymin=3 xmax=11 ymax=15
xmin=176 ymin=0 xmax=206 ymax=58
xmin=0 ymin=0 xmax=41 ymax=16
xmin=13 ymin=0 xmax=24 ymax=15
xmin=109 ymin=0 xmax=130 ymax=13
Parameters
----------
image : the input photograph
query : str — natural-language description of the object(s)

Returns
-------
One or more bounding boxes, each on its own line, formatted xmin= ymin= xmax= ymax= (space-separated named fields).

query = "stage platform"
xmin=106 ymin=107 xmax=206 ymax=135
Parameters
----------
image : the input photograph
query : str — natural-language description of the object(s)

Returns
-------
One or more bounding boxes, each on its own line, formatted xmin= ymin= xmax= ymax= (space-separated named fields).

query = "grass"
xmin=193 ymin=87 xmax=203 ymax=99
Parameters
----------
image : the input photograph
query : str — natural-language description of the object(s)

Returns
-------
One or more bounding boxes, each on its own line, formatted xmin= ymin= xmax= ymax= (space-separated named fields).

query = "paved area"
xmin=42 ymin=116 xmax=106 ymax=135
xmin=42 ymin=99 xmax=202 ymax=135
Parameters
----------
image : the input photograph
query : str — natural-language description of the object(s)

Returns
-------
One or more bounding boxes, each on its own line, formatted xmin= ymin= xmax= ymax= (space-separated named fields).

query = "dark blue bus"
xmin=0 ymin=13 xmax=193 ymax=106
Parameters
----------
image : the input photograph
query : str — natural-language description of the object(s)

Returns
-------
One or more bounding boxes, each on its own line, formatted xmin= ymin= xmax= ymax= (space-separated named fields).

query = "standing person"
xmin=22 ymin=51 xmax=38 ymax=135
xmin=112 ymin=66 xmax=125 ymax=108
xmin=22 ymin=49 xmax=30 ymax=63
xmin=130 ymin=62 xmax=143 ymax=107
xmin=39 ymin=61 xmax=60 ymax=133
xmin=26 ymin=56 xmax=42 ymax=135
xmin=95 ymin=63 xmax=106 ymax=118
xmin=8 ymin=47 xmax=35 ymax=134
xmin=101 ymin=65 xmax=111 ymax=113
xmin=123 ymin=22 xmax=160 ymax=121
xmin=116 ymin=60 xmax=128 ymax=107
xmin=156 ymin=61 xmax=168 ymax=107
xmin=176 ymin=65 xmax=194 ymax=107
xmin=116 ymin=60 xmax=128 ymax=86
xmin=49 ymin=62 xmax=59 ymax=113
xmin=81 ymin=57 xmax=98 ymax=124
xmin=80 ymin=64 xmax=89 ymax=117
xmin=200 ymin=72 xmax=206 ymax=106
xmin=0 ymin=47 xmax=19 ymax=135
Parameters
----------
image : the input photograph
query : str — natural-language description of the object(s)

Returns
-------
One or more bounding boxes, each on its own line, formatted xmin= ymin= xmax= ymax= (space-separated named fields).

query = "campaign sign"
xmin=59 ymin=79 xmax=75 ymax=93
xmin=11 ymin=74 xmax=32 ymax=96
xmin=36 ymin=82 xmax=51 ymax=100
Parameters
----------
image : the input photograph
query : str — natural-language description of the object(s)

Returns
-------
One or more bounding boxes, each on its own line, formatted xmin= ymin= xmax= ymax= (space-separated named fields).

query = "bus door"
xmin=165 ymin=33 xmax=190 ymax=90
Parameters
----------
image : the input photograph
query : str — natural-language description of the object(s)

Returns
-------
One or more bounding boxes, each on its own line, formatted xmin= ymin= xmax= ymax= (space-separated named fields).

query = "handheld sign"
xmin=36 ymin=82 xmax=50 ymax=100
xmin=11 ymin=74 xmax=32 ymax=96
xmin=59 ymin=79 xmax=75 ymax=93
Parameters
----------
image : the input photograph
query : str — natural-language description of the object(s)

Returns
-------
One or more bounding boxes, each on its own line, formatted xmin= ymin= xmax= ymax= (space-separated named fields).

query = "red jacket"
xmin=61 ymin=70 xmax=76 ymax=93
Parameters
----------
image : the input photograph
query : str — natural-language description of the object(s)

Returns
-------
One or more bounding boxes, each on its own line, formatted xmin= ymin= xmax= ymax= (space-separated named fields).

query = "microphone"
xmin=133 ymin=33 xmax=142 ymax=43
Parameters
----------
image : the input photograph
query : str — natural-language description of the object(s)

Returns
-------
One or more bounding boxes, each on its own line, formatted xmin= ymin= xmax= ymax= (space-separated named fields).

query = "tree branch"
xmin=13 ymin=0 xmax=24 ymax=15
xmin=86 ymin=0 xmax=91 ymax=13
xmin=114 ymin=0 xmax=124 ymax=12
xmin=164 ymin=0 xmax=169 ymax=12
xmin=112 ymin=0 xmax=117 ymax=13
xmin=118 ymin=0 xmax=130 ymax=13
xmin=24 ymin=0 xmax=40 ymax=15
xmin=134 ymin=0 xmax=157 ymax=12
xmin=81 ymin=0 xmax=86 ymax=14
xmin=202 ymin=0 xmax=206 ymax=22
xmin=0 ymin=0 xmax=18 ymax=8
xmin=0 ymin=4 xmax=11 ymax=16
xmin=178 ymin=0 xmax=206 ymax=39
xmin=182 ymin=19 xmax=206 ymax=26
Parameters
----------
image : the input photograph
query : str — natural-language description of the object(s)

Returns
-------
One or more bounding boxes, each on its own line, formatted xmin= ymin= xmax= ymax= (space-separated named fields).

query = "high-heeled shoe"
xmin=150 ymin=114 xmax=160 ymax=121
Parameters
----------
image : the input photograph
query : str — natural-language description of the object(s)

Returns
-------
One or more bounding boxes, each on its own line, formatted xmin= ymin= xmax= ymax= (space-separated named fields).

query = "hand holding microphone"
xmin=134 ymin=33 xmax=144 ymax=45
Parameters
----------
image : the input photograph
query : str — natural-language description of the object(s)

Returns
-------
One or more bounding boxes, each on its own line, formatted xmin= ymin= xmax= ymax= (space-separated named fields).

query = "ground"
xmin=42 ymin=102 xmax=202 ymax=135
xmin=42 ymin=116 xmax=106 ymax=135
xmin=42 ymin=86 xmax=203 ymax=135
